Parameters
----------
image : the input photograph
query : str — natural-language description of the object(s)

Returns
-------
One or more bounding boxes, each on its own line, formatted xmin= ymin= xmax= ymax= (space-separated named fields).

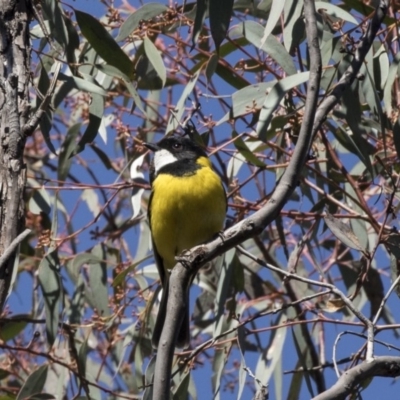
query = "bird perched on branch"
xmin=145 ymin=136 xmax=226 ymax=349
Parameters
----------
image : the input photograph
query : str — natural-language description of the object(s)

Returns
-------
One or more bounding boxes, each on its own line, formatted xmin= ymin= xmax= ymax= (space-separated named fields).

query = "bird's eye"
xmin=172 ymin=142 xmax=182 ymax=150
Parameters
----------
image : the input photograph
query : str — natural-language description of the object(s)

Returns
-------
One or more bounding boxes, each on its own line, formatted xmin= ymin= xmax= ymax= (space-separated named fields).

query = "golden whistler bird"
xmin=145 ymin=136 xmax=226 ymax=349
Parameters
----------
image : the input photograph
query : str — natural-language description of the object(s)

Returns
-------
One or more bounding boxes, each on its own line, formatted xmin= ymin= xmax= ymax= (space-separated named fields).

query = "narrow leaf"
xmin=117 ymin=3 xmax=168 ymax=42
xmin=38 ymin=251 xmax=62 ymax=346
xmin=260 ymin=0 xmax=285 ymax=47
xmin=256 ymin=71 xmax=310 ymax=138
xmin=209 ymin=0 xmax=234 ymax=51
xmin=75 ymin=10 xmax=134 ymax=79
xmin=16 ymin=366 xmax=48 ymax=400
xmin=143 ymin=36 xmax=166 ymax=87
xmin=324 ymin=212 xmax=366 ymax=253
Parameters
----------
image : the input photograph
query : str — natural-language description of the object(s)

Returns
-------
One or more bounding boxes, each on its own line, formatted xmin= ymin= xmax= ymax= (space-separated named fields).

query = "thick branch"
xmin=312 ymin=356 xmax=400 ymax=400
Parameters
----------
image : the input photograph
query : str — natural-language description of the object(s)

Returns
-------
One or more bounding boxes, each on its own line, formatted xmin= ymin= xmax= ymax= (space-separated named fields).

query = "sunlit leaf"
xmin=260 ymin=0 xmax=285 ymax=47
xmin=29 ymin=187 xmax=51 ymax=215
xmin=143 ymin=37 xmax=166 ymax=87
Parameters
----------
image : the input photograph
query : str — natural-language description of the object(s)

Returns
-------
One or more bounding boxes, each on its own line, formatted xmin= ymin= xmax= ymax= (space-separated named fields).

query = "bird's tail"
xmin=151 ymin=277 xmax=190 ymax=349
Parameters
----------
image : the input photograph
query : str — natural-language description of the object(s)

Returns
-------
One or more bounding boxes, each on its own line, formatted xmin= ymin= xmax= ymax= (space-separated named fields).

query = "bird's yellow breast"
xmin=150 ymin=157 xmax=226 ymax=271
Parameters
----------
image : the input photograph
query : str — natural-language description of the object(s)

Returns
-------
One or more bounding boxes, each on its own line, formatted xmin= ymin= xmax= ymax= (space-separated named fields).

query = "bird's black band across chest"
xmin=157 ymin=159 xmax=202 ymax=177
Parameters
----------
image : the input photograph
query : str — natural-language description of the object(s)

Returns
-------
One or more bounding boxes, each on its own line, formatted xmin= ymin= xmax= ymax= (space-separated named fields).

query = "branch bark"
xmin=0 ymin=0 xmax=31 ymax=310
xmin=312 ymin=356 xmax=400 ymax=400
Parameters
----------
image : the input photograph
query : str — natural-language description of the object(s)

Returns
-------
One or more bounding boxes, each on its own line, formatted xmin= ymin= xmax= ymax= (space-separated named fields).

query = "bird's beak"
xmin=144 ymin=142 xmax=160 ymax=152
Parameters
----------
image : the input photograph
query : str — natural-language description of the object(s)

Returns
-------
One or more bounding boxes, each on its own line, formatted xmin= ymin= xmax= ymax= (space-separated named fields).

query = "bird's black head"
xmin=145 ymin=136 xmax=208 ymax=177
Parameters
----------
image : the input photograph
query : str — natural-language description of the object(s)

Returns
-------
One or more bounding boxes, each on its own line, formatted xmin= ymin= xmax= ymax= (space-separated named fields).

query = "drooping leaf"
xmin=256 ymin=71 xmax=310 ymax=139
xmin=130 ymin=154 xmax=146 ymax=219
xmin=73 ymin=94 xmax=104 ymax=155
xmin=260 ymin=0 xmax=285 ymax=47
xmin=38 ymin=251 xmax=62 ymax=346
xmin=96 ymin=64 xmax=146 ymax=115
xmin=191 ymin=0 xmax=208 ymax=48
xmin=232 ymin=132 xmax=266 ymax=167
xmin=324 ymin=212 xmax=366 ymax=253
xmin=16 ymin=366 xmax=49 ymax=400
xmin=143 ymin=36 xmax=166 ymax=87
xmin=87 ymin=244 xmax=110 ymax=317
xmin=283 ymin=0 xmax=305 ymax=53
xmin=29 ymin=187 xmax=51 ymax=215
xmin=165 ymin=69 xmax=201 ymax=135
xmin=75 ymin=10 xmax=134 ymax=79
xmin=209 ymin=0 xmax=234 ymax=51
xmin=57 ymin=123 xmax=81 ymax=184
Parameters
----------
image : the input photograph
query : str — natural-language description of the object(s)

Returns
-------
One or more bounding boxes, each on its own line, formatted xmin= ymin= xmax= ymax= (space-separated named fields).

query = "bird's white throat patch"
xmin=153 ymin=149 xmax=178 ymax=173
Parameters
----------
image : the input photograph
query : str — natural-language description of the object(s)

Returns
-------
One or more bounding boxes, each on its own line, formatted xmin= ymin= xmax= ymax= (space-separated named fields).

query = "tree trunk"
xmin=0 ymin=0 xmax=30 ymax=309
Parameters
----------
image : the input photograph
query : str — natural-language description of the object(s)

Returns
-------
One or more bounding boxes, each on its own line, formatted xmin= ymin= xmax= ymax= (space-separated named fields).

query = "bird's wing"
xmin=147 ymin=189 xmax=166 ymax=285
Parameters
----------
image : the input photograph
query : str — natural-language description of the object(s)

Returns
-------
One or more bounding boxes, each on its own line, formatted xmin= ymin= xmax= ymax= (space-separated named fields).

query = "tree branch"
xmin=312 ymin=356 xmax=400 ymax=400
xmin=0 ymin=228 xmax=31 ymax=271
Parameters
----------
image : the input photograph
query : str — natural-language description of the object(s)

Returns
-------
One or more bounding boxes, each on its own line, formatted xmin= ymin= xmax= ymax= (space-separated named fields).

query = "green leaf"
xmin=283 ymin=0 xmax=305 ymax=53
xmin=42 ymin=0 xmax=68 ymax=49
xmin=38 ymin=251 xmax=62 ymax=346
xmin=232 ymin=20 xmax=297 ymax=76
xmin=0 ymin=315 xmax=29 ymax=342
xmin=57 ymin=123 xmax=81 ymax=184
xmin=87 ymin=244 xmax=110 ymax=317
xmin=77 ymin=332 xmax=89 ymax=379
xmin=191 ymin=0 xmax=208 ymax=48
xmin=232 ymin=132 xmax=266 ymax=167
xmin=166 ymin=69 xmax=201 ymax=134
xmin=315 ymin=1 xmax=358 ymax=25
xmin=324 ymin=212 xmax=366 ymax=253
xmin=260 ymin=0 xmax=285 ymax=47
xmin=29 ymin=187 xmax=51 ymax=215
xmin=143 ymin=37 xmax=166 ymax=87
xmin=89 ymin=144 xmax=113 ymax=170
xmin=209 ymin=0 xmax=234 ymax=51
xmin=116 ymin=3 xmax=168 ymax=42
xmin=16 ymin=366 xmax=48 ymax=400
xmin=74 ymin=94 xmax=104 ymax=155
xmin=205 ymin=53 xmax=219 ymax=82
xmin=215 ymin=63 xmax=249 ymax=89
xmin=81 ymin=189 xmax=101 ymax=218
xmin=383 ymin=53 xmax=400 ymax=115
xmin=258 ymin=314 xmax=287 ymax=386
xmin=231 ymin=82 xmax=275 ymax=118
xmin=256 ymin=71 xmax=310 ymax=139
xmin=58 ymin=73 xmax=107 ymax=97
xmin=75 ymin=10 xmax=134 ymax=79
xmin=173 ymin=372 xmax=190 ymax=400
xmin=96 ymin=64 xmax=146 ymax=116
